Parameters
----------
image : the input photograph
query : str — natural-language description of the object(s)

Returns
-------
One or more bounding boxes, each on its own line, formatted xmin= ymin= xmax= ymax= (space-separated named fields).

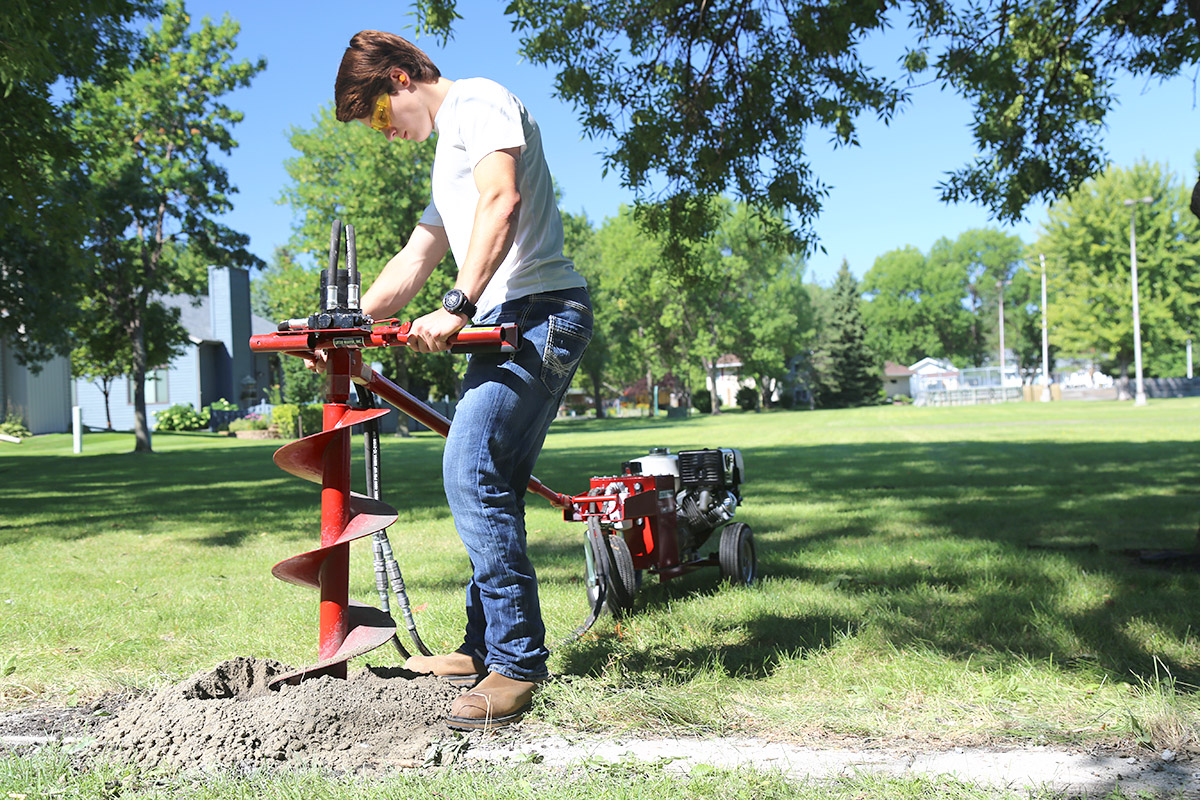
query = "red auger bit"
xmin=248 ymin=220 xmax=562 ymax=688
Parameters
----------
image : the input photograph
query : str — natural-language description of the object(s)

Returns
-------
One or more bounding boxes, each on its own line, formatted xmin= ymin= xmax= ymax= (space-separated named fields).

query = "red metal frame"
xmin=250 ymin=321 xmax=719 ymax=681
xmin=250 ymin=323 xmax=567 ymax=684
xmin=562 ymin=474 xmax=714 ymax=581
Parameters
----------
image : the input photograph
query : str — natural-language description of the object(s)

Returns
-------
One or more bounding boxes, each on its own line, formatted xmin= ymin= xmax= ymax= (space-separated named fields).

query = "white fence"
xmin=913 ymin=366 xmax=1025 ymax=406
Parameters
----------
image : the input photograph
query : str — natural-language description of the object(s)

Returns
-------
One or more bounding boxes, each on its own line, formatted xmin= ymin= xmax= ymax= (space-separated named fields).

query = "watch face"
xmin=443 ymin=289 xmax=464 ymax=313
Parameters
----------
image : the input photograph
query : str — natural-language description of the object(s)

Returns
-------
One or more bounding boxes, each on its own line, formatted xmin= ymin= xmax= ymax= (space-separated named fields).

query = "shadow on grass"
xmin=0 ymin=436 xmax=449 ymax=547
xmin=536 ymin=436 xmax=1200 ymax=688
xmin=3 ymin=427 xmax=1198 ymax=688
xmin=559 ymin=612 xmax=860 ymax=680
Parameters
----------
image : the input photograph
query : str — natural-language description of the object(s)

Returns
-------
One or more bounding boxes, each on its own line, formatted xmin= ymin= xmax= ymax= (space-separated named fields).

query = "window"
xmin=128 ymin=368 xmax=169 ymax=405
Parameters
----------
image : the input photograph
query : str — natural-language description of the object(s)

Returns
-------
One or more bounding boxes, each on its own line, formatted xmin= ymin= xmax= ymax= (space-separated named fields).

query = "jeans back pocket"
xmin=540 ymin=314 xmax=591 ymax=398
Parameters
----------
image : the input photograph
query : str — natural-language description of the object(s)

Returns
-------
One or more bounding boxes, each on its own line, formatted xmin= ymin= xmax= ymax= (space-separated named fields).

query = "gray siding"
xmin=75 ymin=343 xmax=200 ymax=431
xmin=1 ymin=344 xmax=71 ymax=435
xmin=9 ymin=265 xmax=279 ymax=434
xmin=209 ymin=265 xmax=259 ymax=407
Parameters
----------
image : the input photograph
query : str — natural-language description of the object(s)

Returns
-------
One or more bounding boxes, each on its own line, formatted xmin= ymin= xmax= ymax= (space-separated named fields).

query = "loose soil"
xmin=1 ymin=658 xmax=1196 ymax=796
xmin=36 ymin=657 xmax=462 ymax=772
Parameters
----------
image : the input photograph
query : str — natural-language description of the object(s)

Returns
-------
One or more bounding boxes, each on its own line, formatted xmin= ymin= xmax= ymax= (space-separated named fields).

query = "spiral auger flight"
xmin=268 ymin=402 xmax=399 ymax=686
xmin=249 ymin=219 xmax=526 ymax=687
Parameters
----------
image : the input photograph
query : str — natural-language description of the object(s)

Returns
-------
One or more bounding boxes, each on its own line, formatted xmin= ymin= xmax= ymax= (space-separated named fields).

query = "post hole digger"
xmin=248 ymin=220 xmax=758 ymax=690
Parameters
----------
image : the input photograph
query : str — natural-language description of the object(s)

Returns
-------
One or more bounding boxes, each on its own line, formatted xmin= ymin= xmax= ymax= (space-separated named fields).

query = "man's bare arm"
xmin=406 ymin=147 xmax=522 ymax=353
xmin=362 ymin=222 xmax=451 ymax=321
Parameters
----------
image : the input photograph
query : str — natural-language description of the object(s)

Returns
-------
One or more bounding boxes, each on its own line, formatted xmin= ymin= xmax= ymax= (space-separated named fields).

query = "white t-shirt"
xmin=419 ymin=78 xmax=586 ymax=319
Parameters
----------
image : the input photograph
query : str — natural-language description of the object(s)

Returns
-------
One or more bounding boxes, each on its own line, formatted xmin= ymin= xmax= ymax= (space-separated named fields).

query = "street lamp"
xmin=1122 ymin=196 xmax=1154 ymax=406
xmin=996 ymin=278 xmax=1011 ymax=387
xmin=1188 ymin=332 xmax=1194 ymax=380
xmin=1038 ymin=253 xmax=1051 ymax=402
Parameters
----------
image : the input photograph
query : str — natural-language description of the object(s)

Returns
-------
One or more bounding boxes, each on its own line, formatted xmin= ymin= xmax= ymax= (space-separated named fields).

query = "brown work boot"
xmin=446 ymin=672 xmax=536 ymax=731
xmin=403 ymin=651 xmax=485 ymax=687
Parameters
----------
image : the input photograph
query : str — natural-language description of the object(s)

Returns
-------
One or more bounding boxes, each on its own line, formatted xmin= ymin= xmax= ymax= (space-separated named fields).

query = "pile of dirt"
xmin=96 ymin=657 xmax=463 ymax=772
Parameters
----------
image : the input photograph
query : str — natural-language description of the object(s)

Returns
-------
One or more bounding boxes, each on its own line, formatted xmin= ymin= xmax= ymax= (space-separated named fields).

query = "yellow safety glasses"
xmin=369 ymin=94 xmax=391 ymax=132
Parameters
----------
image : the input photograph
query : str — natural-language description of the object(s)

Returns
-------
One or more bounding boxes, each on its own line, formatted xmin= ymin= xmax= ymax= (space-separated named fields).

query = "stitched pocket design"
xmin=540 ymin=315 xmax=591 ymax=397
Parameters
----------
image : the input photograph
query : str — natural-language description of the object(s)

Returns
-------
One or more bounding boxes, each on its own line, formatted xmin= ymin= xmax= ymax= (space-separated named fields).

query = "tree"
xmin=642 ymin=199 xmax=803 ymax=415
xmin=70 ymin=300 xmax=186 ymax=429
xmin=560 ymin=211 xmax=610 ymax=417
xmin=861 ymin=229 xmax=1025 ymax=368
xmin=931 ymin=229 xmax=1026 ymax=367
xmin=582 ymin=207 xmax=680 ymax=408
xmin=1006 ymin=261 xmax=1057 ymax=382
xmin=811 ymin=261 xmax=881 ymax=408
xmin=253 ymin=247 xmax=323 ymax=404
xmin=71 ymin=2 xmax=265 ymax=452
xmin=862 ymin=245 xmax=973 ymax=366
xmin=1034 ymin=159 xmax=1200 ymax=386
xmin=279 ymin=108 xmax=458 ymax=404
xmin=415 ymin=1 xmax=1200 ymax=254
xmin=1 ymin=0 xmax=157 ymax=364
xmin=713 ymin=204 xmax=811 ymax=409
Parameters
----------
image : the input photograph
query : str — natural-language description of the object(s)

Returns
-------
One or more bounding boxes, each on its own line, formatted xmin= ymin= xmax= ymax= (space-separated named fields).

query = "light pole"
xmin=1038 ymin=253 xmax=1051 ymax=402
xmin=996 ymin=278 xmax=1010 ymax=387
xmin=1123 ymin=196 xmax=1154 ymax=406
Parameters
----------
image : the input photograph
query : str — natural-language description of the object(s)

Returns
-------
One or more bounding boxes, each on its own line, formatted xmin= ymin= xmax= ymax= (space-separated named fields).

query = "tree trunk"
xmin=646 ymin=365 xmax=653 ymax=416
xmin=707 ymin=360 xmax=721 ymax=415
xmin=131 ymin=308 xmax=152 ymax=452
xmin=590 ymin=371 xmax=605 ymax=419
xmin=100 ymin=379 xmax=113 ymax=429
xmin=758 ymin=374 xmax=773 ymax=410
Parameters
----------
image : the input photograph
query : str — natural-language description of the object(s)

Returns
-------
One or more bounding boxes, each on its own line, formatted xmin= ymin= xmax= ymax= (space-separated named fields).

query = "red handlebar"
xmin=248 ymin=323 xmax=519 ymax=355
xmin=248 ymin=322 xmax=571 ymax=508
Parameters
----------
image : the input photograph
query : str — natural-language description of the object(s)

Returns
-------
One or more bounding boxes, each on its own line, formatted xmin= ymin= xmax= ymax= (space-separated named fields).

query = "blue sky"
xmin=186 ymin=0 xmax=1200 ymax=285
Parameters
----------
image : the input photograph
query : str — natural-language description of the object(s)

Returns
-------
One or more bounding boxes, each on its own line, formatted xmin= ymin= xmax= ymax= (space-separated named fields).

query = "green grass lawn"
xmin=1 ymin=399 xmax=1198 ymax=758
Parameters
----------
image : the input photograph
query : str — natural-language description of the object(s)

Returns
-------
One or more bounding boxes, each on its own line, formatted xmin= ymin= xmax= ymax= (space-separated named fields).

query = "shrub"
xmin=201 ymin=398 xmax=240 ymax=431
xmin=0 ymin=414 xmax=31 ymax=438
xmin=228 ymin=413 xmax=269 ymax=433
xmin=154 ymin=403 xmax=209 ymax=432
xmin=892 ymin=394 xmax=913 ymax=405
xmin=736 ymin=386 xmax=759 ymax=411
xmin=300 ymin=404 xmax=323 ymax=436
xmin=692 ymin=388 xmax=713 ymax=411
xmin=270 ymin=404 xmax=301 ymax=438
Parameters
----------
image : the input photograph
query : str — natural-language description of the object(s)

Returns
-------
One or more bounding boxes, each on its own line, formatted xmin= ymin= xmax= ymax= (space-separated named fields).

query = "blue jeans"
xmin=443 ymin=286 xmax=592 ymax=681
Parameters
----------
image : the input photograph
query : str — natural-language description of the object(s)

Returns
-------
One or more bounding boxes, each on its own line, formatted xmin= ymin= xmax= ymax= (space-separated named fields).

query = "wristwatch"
xmin=442 ymin=288 xmax=477 ymax=319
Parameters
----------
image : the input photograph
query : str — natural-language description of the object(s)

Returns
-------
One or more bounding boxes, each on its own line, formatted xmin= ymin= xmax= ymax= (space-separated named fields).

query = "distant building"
xmin=0 ymin=338 xmax=72 ymax=436
xmin=1 ymin=266 xmax=275 ymax=434
xmin=882 ymin=361 xmax=914 ymax=399
xmin=908 ymin=357 xmax=960 ymax=394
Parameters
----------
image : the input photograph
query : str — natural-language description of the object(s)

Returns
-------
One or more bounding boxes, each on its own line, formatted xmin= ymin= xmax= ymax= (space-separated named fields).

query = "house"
xmin=882 ymin=361 xmax=914 ymax=399
xmin=908 ymin=357 xmax=960 ymax=394
xmin=713 ymin=354 xmax=744 ymax=407
xmin=0 ymin=338 xmax=73 ymax=435
xmin=1 ymin=266 xmax=275 ymax=434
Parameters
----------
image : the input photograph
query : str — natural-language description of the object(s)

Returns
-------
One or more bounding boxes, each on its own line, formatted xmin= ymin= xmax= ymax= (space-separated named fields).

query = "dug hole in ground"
xmin=0 ymin=656 xmax=1197 ymax=797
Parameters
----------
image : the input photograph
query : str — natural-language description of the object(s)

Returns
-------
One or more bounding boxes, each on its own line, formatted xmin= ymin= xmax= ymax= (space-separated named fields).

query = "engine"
xmin=622 ymin=447 xmax=745 ymax=558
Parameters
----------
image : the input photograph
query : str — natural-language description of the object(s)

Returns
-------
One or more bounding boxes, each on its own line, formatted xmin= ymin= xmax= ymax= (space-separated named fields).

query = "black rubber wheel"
xmin=584 ymin=520 xmax=638 ymax=615
xmin=718 ymin=522 xmax=757 ymax=586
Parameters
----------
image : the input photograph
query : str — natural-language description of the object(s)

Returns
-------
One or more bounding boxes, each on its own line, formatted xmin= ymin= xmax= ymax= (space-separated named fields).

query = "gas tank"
xmin=623 ymin=447 xmax=680 ymax=491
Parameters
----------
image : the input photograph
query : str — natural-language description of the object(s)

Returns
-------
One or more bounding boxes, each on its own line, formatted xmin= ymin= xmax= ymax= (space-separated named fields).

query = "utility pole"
xmin=997 ymin=280 xmax=1006 ymax=383
xmin=1038 ymin=254 xmax=1051 ymax=402
xmin=1122 ymin=196 xmax=1154 ymax=406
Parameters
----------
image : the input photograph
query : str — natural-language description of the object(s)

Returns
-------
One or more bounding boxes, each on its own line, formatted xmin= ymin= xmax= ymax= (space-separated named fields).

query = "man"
xmin=333 ymin=30 xmax=591 ymax=730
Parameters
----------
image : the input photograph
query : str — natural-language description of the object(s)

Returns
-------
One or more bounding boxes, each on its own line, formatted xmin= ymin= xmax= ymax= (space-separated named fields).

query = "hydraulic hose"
xmin=356 ymin=384 xmax=432 ymax=658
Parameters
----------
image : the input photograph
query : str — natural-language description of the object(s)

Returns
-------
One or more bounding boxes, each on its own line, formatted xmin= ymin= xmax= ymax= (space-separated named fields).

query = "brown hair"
xmin=335 ymin=31 xmax=441 ymax=122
